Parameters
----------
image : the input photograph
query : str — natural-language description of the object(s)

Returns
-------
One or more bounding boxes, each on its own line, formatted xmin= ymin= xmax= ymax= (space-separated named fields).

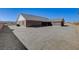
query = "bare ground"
xmin=9 ymin=25 xmax=79 ymax=50
xmin=0 ymin=25 xmax=27 ymax=50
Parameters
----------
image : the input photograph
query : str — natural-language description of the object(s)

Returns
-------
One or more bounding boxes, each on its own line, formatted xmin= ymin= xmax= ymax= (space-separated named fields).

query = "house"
xmin=16 ymin=13 xmax=64 ymax=27
xmin=16 ymin=13 xmax=52 ymax=27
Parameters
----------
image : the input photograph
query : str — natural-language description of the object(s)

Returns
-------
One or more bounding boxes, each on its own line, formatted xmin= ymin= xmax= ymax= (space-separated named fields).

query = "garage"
xmin=41 ymin=22 xmax=52 ymax=26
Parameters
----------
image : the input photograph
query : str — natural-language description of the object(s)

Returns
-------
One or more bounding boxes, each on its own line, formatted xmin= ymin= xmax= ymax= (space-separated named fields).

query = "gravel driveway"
xmin=0 ymin=25 xmax=27 ymax=50
xmin=12 ymin=26 xmax=79 ymax=50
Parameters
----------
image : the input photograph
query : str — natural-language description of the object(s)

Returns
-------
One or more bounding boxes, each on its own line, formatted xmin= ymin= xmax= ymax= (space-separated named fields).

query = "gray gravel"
xmin=12 ymin=26 xmax=79 ymax=50
xmin=0 ymin=25 xmax=27 ymax=50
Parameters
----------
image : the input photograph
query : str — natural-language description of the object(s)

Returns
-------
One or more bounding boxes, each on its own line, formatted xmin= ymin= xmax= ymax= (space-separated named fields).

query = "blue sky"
xmin=0 ymin=8 xmax=79 ymax=22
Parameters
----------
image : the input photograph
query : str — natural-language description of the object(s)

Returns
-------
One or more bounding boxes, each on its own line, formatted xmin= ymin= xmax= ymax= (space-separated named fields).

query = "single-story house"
xmin=16 ymin=13 xmax=64 ymax=27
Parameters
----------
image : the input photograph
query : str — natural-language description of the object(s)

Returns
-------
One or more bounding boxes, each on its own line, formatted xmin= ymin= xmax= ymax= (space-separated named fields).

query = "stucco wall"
xmin=26 ymin=20 xmax=42 ymax=27
xmin=17 ymin=14 xmax=26 ymax=21
xmin=17 ymin=14 xmax=64 ymax=27
xmin=17 ymin=14 xmax=42 ymax=27
xmin=17 ymin=14 xmax=26 ymax=26
xmin=52 ymin=21 xmax=62 ymax=26
xmin=52 ymin=21 xmax=64 ymax=26
xmin=17 ymin=20 xmax=26 ymax=26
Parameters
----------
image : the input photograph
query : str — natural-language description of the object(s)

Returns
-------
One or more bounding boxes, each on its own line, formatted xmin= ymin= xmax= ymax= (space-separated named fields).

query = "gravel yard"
xmin=9 ymin=25 xmax=79 ymax=50
xmin=0 ymin=24 xmax=4 ymax=29
xmin=0 ymin=25 xmax=27 ymax=50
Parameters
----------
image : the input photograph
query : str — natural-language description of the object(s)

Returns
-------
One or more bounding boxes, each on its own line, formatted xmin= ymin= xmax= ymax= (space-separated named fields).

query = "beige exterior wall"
xmin=17 ymin=14 xmax=64 ymax=27
xmin=17 ymin=20 xmax=26 ymax=26
xmin=17 ymin=20 xmax=42 ymax=27
xmin=26 ymin=20 xmax=42 ymax=27
xmin=17 ymin=14 xmax=42 ymax=27
xmin=52 ymin=21 xmax=64 ymax=26
xmin=53 ymin=22 xmax=61 ymax=26
xmin=17 ymin=14 xmax=27 ymax=26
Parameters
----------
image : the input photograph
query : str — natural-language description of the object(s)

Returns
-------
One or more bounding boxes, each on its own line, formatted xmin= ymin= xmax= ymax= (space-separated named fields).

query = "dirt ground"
xmin=9 ymin=25 xmax=79 ymax=50
xmin=0 ymin=25 xmax=27 ymax=50
xmin=0 ymin=24 xmax=4 ymax=29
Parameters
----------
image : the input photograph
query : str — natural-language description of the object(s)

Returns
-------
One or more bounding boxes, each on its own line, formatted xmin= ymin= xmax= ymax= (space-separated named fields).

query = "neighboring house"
xmin=16 ymin=13 xmax=64 ymax=27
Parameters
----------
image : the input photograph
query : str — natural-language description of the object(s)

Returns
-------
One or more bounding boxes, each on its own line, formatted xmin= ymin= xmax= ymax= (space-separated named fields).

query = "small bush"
xmin=16 ymin=24 xmax=20 ymax=27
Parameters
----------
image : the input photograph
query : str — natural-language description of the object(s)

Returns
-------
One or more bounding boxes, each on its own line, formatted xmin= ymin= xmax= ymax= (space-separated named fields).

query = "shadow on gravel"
xmin=0 ymin=25 xmax=28 ymax=50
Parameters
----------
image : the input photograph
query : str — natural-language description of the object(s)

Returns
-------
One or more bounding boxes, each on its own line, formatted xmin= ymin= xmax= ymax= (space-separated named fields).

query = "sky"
xmin=0 ymin=8 xmax=79 ymax=22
